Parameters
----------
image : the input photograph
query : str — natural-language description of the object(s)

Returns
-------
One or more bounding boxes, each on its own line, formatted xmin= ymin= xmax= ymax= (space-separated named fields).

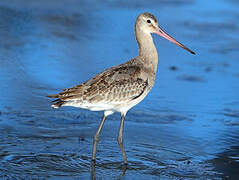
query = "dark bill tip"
xmin=189 ymin=49 xmax=196 ymax=55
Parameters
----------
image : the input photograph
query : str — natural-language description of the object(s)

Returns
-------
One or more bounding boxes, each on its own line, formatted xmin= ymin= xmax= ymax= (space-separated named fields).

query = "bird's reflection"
xmin=91 ymin=161 xmax=96 ymax=180
xmin=91 ymin=161 xmax=128 ymax=180
xmin=121 ymin=164 xmax=128 ymax=176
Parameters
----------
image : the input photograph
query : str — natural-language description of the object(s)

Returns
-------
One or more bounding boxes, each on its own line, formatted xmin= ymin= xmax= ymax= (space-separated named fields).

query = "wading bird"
xmin=48 ymin=12 xmax=195 ymax=164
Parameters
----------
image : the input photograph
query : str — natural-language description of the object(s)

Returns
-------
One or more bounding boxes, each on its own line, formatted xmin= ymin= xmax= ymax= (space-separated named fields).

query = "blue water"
xmin=0 ymin=0 xmax=239 ymax=179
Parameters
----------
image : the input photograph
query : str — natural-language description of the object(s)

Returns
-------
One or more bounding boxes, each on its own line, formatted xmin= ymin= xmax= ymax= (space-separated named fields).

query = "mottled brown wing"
xmin=47 ymin=65 xmax=148 ymax=107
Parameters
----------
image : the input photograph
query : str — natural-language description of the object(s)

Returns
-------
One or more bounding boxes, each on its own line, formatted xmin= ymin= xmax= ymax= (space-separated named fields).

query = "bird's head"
xmin=136 ymin=12 xmax=195 ymax=55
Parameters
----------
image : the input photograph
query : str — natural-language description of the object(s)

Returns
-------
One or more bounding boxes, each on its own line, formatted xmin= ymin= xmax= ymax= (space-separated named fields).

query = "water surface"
xmin=0 ymin=0 xmax=239 ymax=179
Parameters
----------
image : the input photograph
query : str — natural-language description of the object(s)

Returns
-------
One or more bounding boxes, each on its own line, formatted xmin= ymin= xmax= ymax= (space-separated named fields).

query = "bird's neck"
xmin=135 ymin=28 xmax=158 ymax=73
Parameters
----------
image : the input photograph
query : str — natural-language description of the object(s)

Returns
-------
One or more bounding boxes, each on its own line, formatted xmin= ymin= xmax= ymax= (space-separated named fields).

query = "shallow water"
xmin=0 ymin=0 xmax=239 ymax=179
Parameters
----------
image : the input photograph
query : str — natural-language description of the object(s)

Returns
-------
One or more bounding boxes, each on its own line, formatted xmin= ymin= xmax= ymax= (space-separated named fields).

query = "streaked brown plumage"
xmin=47 ymin=12 xmax=195 ymax=164
xmin=48 ymin=60 xmax=153 ymax=110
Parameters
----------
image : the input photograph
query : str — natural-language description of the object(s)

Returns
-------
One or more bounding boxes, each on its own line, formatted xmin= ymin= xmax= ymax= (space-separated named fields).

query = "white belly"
xmin=62 ymin=90 xmax=149 ymax=114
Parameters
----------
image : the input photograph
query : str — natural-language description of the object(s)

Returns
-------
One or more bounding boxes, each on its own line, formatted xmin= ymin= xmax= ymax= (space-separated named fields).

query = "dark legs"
xmin=91 ymin=111 xmax=128 ymax=164
xmin=118 ymin=112 xmax=128 ymax=164
xmin=92 ymin=114 xmax=106 ymax=162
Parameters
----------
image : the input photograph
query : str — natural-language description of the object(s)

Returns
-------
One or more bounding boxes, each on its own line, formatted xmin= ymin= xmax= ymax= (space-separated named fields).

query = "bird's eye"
xmin=147 ymin=19 xmax=151 ymax=23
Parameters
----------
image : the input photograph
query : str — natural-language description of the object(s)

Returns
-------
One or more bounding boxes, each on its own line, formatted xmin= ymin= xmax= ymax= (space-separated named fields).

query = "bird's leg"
xmin=92 ymin=114 xmax=106 ymax=162
xmin=118 ymin=112 xmax=128 ymax=164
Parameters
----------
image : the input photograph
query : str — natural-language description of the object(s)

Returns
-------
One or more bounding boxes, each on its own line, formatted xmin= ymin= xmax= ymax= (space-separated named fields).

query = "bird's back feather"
xmin=47 ymin=58 xmax=152 ymax=109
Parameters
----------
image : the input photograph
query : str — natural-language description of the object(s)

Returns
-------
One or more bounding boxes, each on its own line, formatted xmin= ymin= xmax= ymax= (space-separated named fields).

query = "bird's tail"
xmin=47 ymin=94 xmax=65 ymax=108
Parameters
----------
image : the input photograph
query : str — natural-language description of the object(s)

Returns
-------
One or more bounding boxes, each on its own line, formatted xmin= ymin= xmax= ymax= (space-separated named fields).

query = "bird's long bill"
xmin=154 ymin=27 xmax=195 ymax=54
